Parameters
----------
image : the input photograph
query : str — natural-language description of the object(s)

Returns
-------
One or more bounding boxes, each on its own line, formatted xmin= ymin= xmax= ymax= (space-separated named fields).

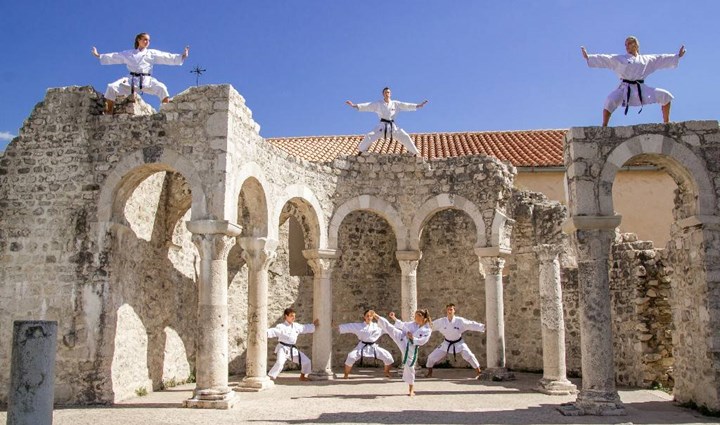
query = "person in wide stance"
xmin=338 ymin=309 xmax=394 ymax=379
xmin=425 ymin=303 xmax=485 ymax=378
xmin=92 ymin=32 xmax=189 ymax=114
xmin=346 ymin=87 xmax=427 ymax=156
xmin=375 ymin=310 xmax=432 ymax=396
xmin=582 ymin=36 xmax=685 ymax=126
xmin=267 ymin=308 xmax=318 ymax=381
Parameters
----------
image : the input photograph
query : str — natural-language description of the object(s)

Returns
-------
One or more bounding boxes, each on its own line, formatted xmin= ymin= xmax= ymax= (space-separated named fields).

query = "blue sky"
xmin=1 ymin=1 xmax=718 ymax=151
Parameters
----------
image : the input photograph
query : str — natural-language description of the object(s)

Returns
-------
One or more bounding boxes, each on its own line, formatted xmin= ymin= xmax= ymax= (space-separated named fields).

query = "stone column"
xmin=396 ymin=250 xmax=422 ymax=322
xmin=237 ymin=237 xmax=277 ymax=391
xmin=8 ymin=320 xmax=57 ymax=425
xmin=184 ymin=220 xmax=240 ymax=409
xmin=304 ymin=249 xmax=339 ymax=380
xmin=560 ymin=215 xmax=625 ymax=416
xmin=534 ymin=244 xmax=577 ymax=395
xmin=475 ymin=248 xmax=514 ymax=381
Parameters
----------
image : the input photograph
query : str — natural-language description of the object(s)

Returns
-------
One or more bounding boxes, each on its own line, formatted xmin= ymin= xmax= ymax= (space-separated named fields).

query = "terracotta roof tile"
xmin=266 ymin=130 xmax=568 ymax=167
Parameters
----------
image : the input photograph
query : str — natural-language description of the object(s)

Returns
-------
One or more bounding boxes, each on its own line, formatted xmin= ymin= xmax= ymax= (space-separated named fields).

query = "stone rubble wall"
xmin=610 ymin=233 xmax=673 ymax=388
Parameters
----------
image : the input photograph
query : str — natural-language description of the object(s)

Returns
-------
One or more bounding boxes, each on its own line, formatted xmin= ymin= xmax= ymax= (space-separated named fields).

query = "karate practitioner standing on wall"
xmin=267 ymin=307 xmax=318 ymax=381
xmin=375 ymin=310 xmax=432 ymax=396
xmin=346 ymin=87 xmax=428 ymax=156
xmin=92 ymin=32 xmax=189 ymax=114
xmin=581 ymin=36 xmax=685 ymax=126
xmin=338 ymin=309 xmax=394 ymax=379
xmin=425 ymin=303 xmax=485 ymax=378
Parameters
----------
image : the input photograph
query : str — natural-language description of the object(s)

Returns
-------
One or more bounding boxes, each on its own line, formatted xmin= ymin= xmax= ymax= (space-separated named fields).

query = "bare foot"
xmin=425 ymin=369 xmax=433 ymax=378
xmin=343 ymin=374 xmax=349 ymax=379
xmin=408 ymin=390 xmax=415 ymax=397
xmin=299 ymin=374 xmax=309 ymax=381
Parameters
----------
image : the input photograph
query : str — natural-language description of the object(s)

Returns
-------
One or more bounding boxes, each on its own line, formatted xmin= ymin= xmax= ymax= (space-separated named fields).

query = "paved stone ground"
xmin=0 ymin=370 xmax=715 ymax=424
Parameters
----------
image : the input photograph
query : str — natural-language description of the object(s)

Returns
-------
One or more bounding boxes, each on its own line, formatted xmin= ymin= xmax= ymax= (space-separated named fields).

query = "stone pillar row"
xmin=183 ymin=225 xmax=577 ymax=407
xmin=534 ymin=244 xmax=576 ymax=395
xmin=475 ymin=247 xmax=514 ymax=381
xmin=184 ymin=220 xmax=241 ymax=409
xmin=396 ymin=250 xmax=422 ymax=322
xmin=238 ymin=237 xmax=278 ymax=392
xmin=304 ymin=249 xmax=340 ymax=380
xmin=560 ymin=215 xmax=625 ymax=416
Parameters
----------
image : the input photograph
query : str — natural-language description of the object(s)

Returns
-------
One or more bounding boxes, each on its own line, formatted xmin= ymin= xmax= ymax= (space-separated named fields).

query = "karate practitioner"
xmin=345 ymin=87 xmax=428 ymax=156
xmin=338 ymin=309 xmax=394 ymax=379
xmin=425 ymin=303 xmax=485 ymax=378
xmin=375 ymin=310 xmax=432 ymax=396
xmin=267 ymin=307 xmax=318 ymax=381
xmin=581 ymin=36 xmax=686 ymax=126
xmin=92 ymin=32 xmax=189 ymax=114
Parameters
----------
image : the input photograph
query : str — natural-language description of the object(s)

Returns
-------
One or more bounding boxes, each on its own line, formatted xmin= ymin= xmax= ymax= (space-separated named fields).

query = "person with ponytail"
xmin=375 ymin=309 xmax=432 ymax=396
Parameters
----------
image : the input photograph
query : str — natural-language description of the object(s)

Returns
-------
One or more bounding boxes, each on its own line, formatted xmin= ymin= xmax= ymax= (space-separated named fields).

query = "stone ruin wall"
xmin=610 ymin=233 xmax=673 ymax=389
xmin=565 ymin=121 xmax=720 ymax=410
xmin=3 ymin=85 xmax=712 ymax=406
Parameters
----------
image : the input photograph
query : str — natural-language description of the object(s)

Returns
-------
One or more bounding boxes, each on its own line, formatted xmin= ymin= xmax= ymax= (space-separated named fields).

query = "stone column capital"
xmin=303 ymin=249 xmax=339 ymax=277
xmin=191 ymin=233 xmax=237 ymax=262
xmin=533 ymin=244 xmax=562 ymax=263
xmin=396 ymin=250 xmax=422 ymax=276
xmin=478 ymin=256 xmax=506 ymax=276
xmin=395 ymin=250 xmax=423 ymax=262
xmin=240 ymin=237 xmax=278 ymax=271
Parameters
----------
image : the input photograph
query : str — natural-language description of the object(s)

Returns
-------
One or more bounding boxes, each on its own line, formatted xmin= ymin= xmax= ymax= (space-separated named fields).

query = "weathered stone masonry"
xmin=1 ymin=85 xmax=719 ymax=415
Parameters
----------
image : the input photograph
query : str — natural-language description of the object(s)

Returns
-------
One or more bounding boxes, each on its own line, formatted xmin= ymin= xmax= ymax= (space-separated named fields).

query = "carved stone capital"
xmin=303 ymin=249 xmax=339 ymax=277
xmin=534 ymin=244 xmax=562 ymax=263
xmin=396 ymin=250 xmax=422 ymax=276
xmin=240 ymin=237 xmax=278 ymax=271
xmin=191 ymin=233 xmax=237 ymax=262
xmin=187 ymin=220 xmax=242 ymax=262
xmin=478 ymin=256 xmax=506 ymax=276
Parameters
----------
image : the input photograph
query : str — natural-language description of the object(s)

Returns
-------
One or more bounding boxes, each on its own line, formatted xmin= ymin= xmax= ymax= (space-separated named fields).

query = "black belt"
xmin=358 ymin=340 xmax=378 ymax=367
xmin=129 ymin=72 xmax=151 ymax=96
xmin=445 ymin=337 xmax=463 ymax=361
xmin=621 ymin=79 xmax=644 ymax=115
xmin=380 ymin=118 xmax=394 ymax=142
xmin=279 ymin=341 xmax=301 ymax=370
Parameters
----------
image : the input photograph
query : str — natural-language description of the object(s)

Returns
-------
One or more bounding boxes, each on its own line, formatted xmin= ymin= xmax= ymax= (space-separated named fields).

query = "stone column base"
xmin=536 ymin=378 xmax=577 ymax=395
xmin=558 ymin=390 xmax=626 ymax=416
xmin=183 ymin=389 xmax=237 ymax=409
xmin=310 ymin=370 xmax=336 ymax=381
xmin=478 ymin=367 xmax=515 ymax=381
xmin=235 ymin=376 xmax=275 ymax=392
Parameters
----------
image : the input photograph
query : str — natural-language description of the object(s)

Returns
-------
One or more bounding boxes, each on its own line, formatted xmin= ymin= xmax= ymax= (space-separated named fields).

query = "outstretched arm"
xmin=580 ymin=46 xmax=589 ymax=60
xmin=91 ymin=47 xmax=100 ymax=58
xmin=417 ymin=100 xmax=429 ymax=109
xmin=345 ymin=100 xmax=358 ymax=109
xmin=678 ymin=45 xmax=686 ymax=58
xmin=182 ymin=45 xmax=190 ymax=60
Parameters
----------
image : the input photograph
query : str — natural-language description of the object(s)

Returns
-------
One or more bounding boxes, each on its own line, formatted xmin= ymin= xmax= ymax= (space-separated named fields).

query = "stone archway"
xmin=328 ymin=195 xmax=408 ymax=251
xmin=564 ymin=122 xmax=720 ymax=415
xmin=96 ymin=153 xmax=201 ymax=402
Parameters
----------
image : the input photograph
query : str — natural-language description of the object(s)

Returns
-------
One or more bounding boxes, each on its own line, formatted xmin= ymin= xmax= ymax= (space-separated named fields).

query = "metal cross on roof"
xmin=190 ymin=65 xmax=206 ymax=87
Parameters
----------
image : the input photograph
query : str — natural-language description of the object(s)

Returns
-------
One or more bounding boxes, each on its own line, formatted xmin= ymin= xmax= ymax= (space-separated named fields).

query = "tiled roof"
xmin=266 ymin=130 xmax=567 ymax=167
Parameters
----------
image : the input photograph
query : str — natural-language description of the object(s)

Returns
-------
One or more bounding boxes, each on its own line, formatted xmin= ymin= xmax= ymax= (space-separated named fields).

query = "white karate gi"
xmin=99 ymin=49 xmax=185 ymax=101
xmin=426 ymin=316 xmax=485 ymax=369
xmin=267 ymin=321 xmax=315 ymax=378
xmin=355 ymin=100 xmax=420 ymax=155
xmin=338 ymin=321 xmax=394 ymax=367
xmin=586 ymin=53 xmax=680 ymax=113
xmin=376 ymin=315 xmax=431 ymax=384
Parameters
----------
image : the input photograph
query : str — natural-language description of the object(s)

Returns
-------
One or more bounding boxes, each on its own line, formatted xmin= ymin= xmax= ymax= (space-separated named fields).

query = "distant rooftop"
xmin=266 ymin=129 xmax=567 ymax=167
